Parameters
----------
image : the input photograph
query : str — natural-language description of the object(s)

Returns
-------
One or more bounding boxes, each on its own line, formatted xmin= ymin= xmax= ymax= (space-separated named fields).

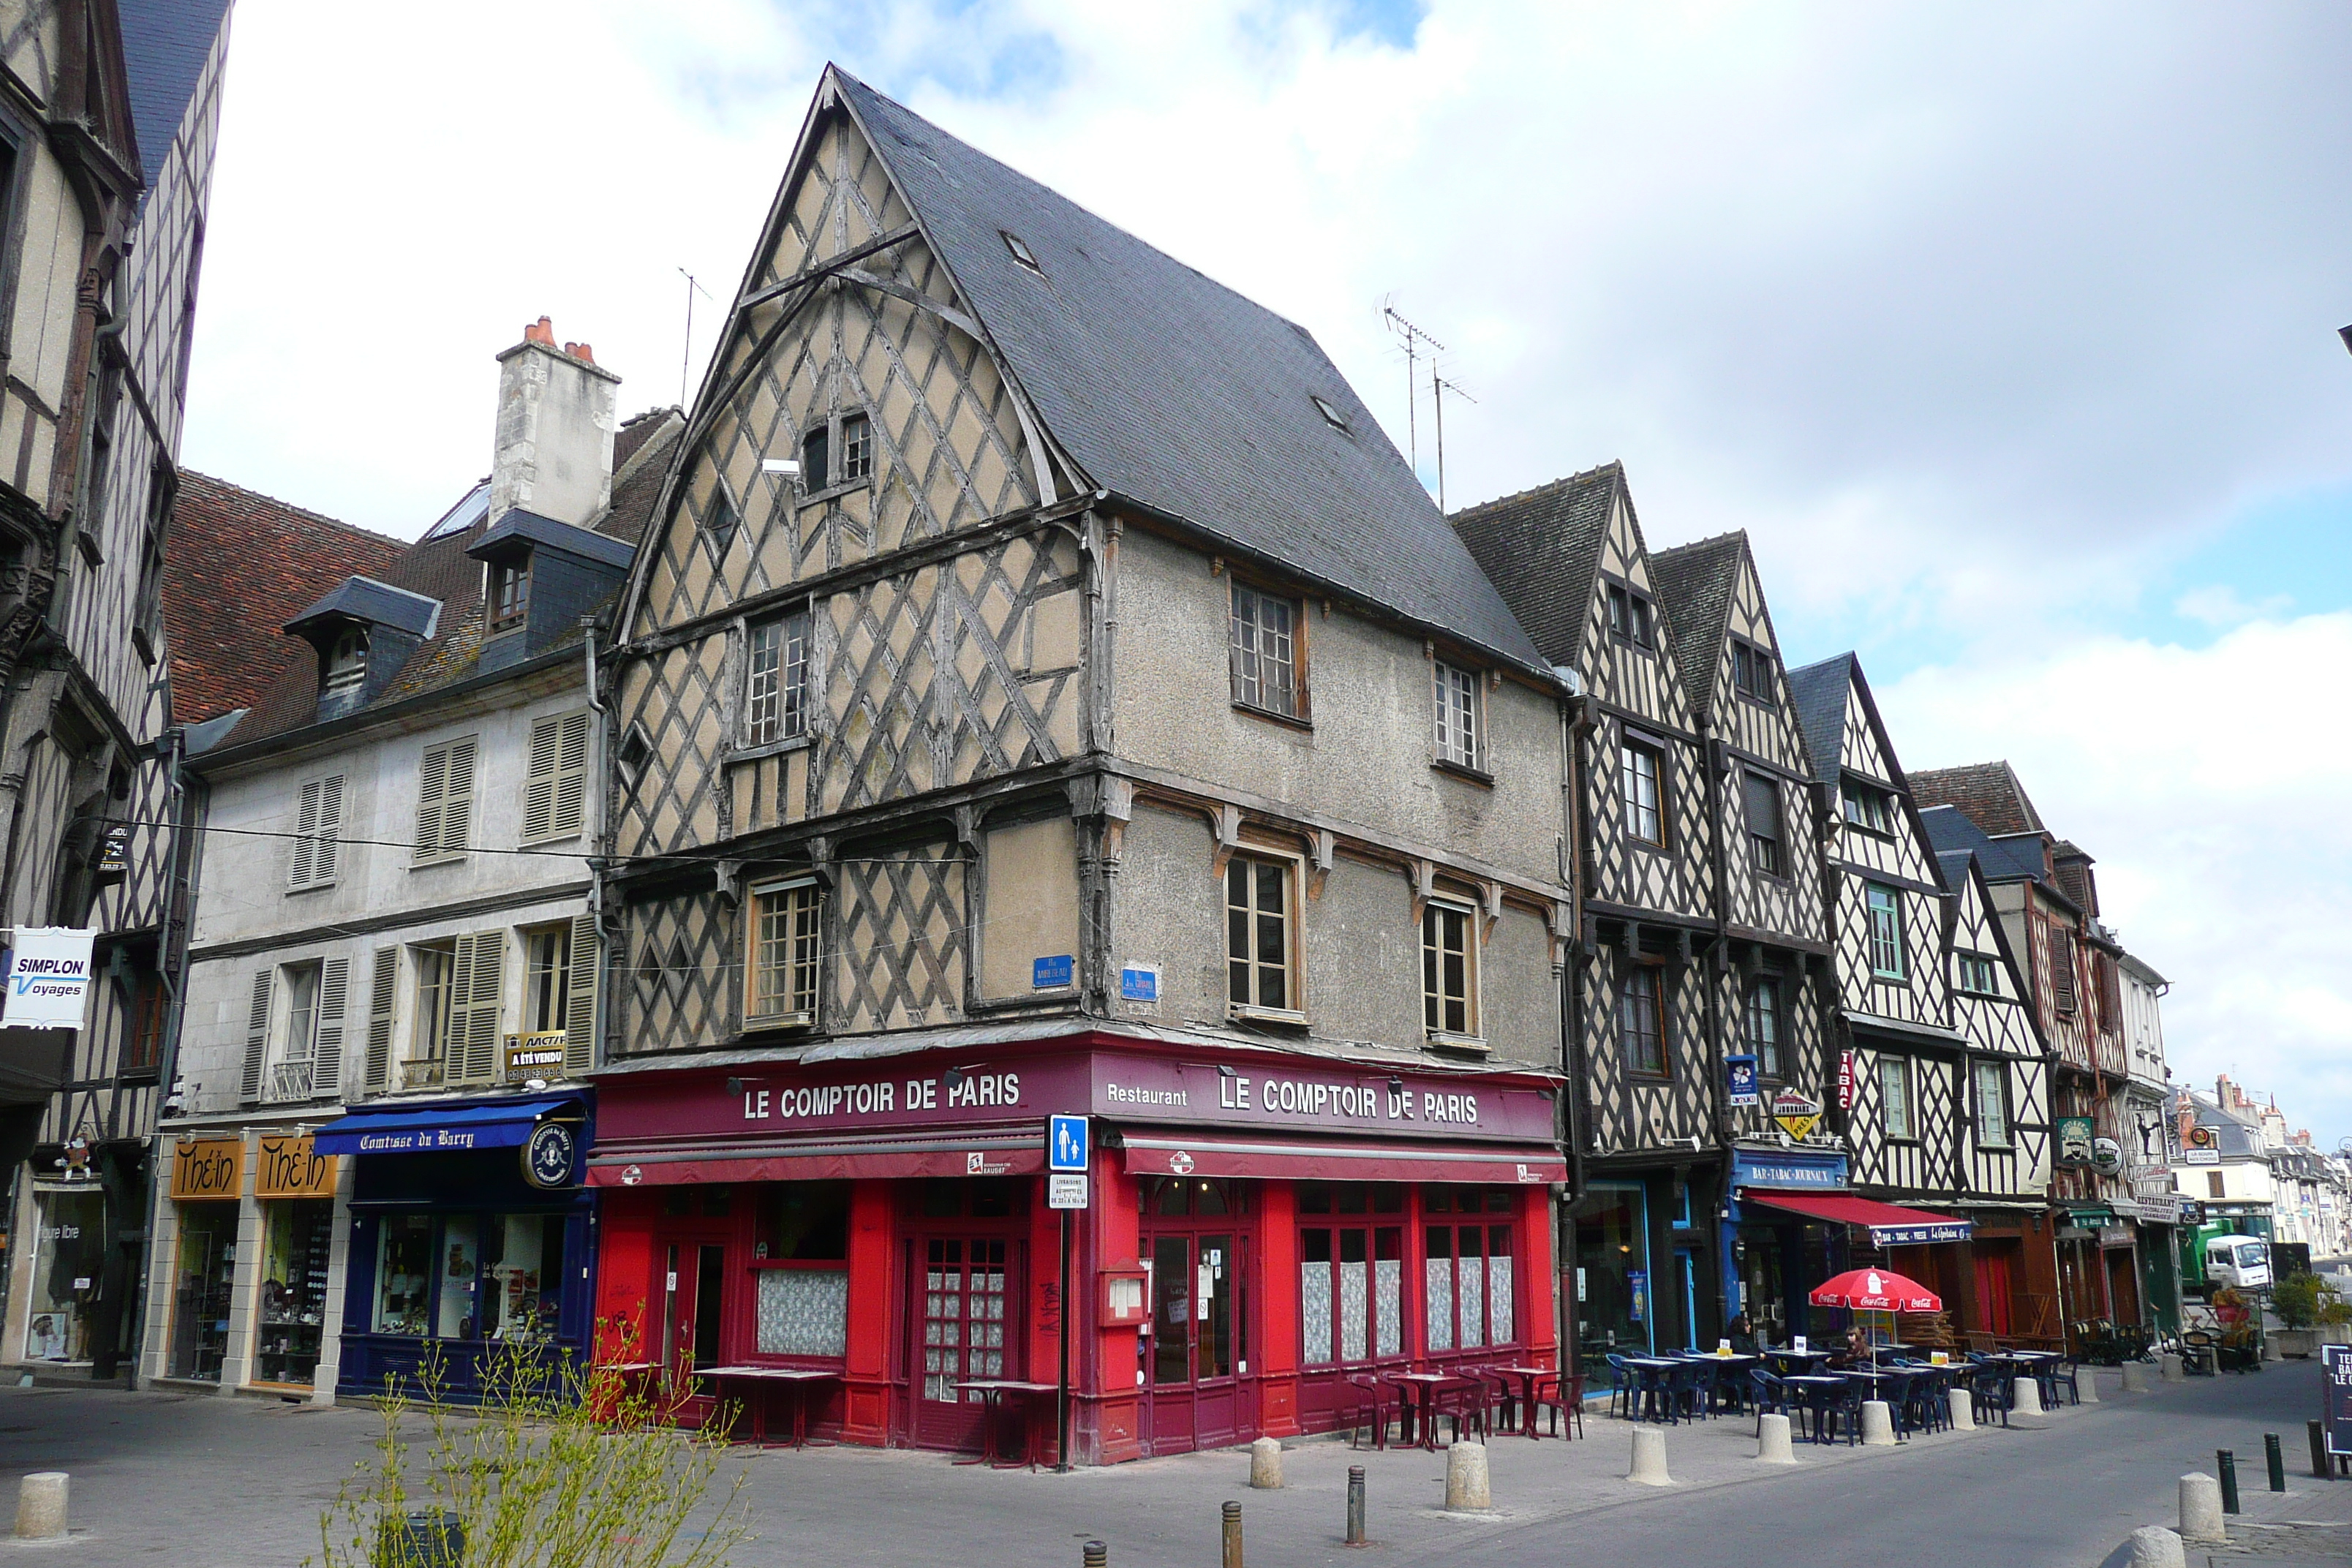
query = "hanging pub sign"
xmin=254 ymin=1134 xmax=336 ymax=1199
xmin=521 ymin=1121 xmax=579 ymax=1190
xmin=2091 ymin=1137 xmax=2124 ymax=1175
xmin=2 ymin=927 xmax=97 ymax=1030
xmin=169 ymin=1138 xmax=242 ymax=1201
xmin=1771 ymin=1089 xmax=1822 ymax=1142
xmin=2324 ymin=1345 xmax=2352 ymax=1458
xmin=1836 ymin=1050 xmax=1855 ymax=1111
xmin=1726 ymin=1054 xmax=1759 ymax=1109
xmin=2056 ymin=1117 xmax=2096 ymax=1169
xmin=2183 ymin=1124 xmax=2221 ymax=1165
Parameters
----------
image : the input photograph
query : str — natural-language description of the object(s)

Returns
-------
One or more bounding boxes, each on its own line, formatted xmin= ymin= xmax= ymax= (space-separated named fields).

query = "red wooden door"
xmin=911 ymin=1236 xmax=1012 ymax=1450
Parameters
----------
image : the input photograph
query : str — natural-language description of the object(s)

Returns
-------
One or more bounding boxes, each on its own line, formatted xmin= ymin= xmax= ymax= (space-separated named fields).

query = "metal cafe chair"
xmin=2042 ymin=1357 xmax=2081 ymax=1407
xmin=1816 ymin=1377 xmax=1866 ymax=1445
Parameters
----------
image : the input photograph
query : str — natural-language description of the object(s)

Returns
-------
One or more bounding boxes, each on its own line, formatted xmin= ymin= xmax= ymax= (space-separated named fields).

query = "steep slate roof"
xmin=1647 ymin=529 xmax=1746 ymax=720
xmin=1785 ymin=653 xmax=1855 ymax=785
xmin=163 ymin=472 xmax=407 ymax=725
xmin=1909 ymin=761 xmax=2046 ymax=836
xmin=1444 ymin=462 xmax=1624 ymax=666
xmin=1921 ymin=804 xmax=2049 ymax=887
xmin=830 ymin=72 xmax=1544 ymax=673
xmin=286 ymin=575 xmax=441 ymax=639
xmin=116 ymin=0 xmax=232 ymax=190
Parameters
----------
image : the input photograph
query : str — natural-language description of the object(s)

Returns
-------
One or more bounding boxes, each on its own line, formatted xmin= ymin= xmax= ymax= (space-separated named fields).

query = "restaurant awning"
xmin=312 ymin=1095 xmax=581 ymax=1156
xmin=1115 ymin=1133 xmax=1566 ymax=1186
xmin=587 ymin=1125 xmax=1047 ymax=1187
xmin=1741 ymin=1188 xmax=1974 ymax=1246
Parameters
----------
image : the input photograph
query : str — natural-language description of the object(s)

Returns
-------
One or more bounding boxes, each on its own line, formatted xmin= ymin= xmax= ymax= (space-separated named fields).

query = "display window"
xmin=255 ymin=1199 xmax=333 ymax=1385
xmin=1297 ymin=1181 xmax=1402 ymax=1367
xmin=168 ymin=1205 xmax=238 ymax=1379
xmin=369 ymin=1210 xmax=570 ymax=1343
xmin=1424 ymin=1186 xmax=1516 ymax=1352
xmin=752 ymin=1182 xmax=849 ymax=1360
xmin=23 ymin=1189 xmax=105 ymax=1363
xmin=1572 ymin=1182 xmax=1651 ymax=1376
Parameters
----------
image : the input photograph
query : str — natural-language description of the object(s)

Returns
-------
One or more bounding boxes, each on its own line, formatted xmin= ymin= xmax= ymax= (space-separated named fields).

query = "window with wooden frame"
xmin=746 ymin=878 xmax=822 ymax=1028
xmin=405 ymin=940 xmax=457 ymax=1088
xmin=744 ymin=614 xmax=810 ymax=747
xmin=1618 ymin=964 xmax=1667 ymax=1077
xmin=287 ymin=774 xmax=344 ymax=892
xmin=1972 ymin=1059 xmax=2010 ymax=1147
xmin=442 ymin=930 xmax=507 ymax=1085
xmin=753 ymin=1182 xmax=851 ymax=1360
xmin=1225 ymin=854 xmax=1300 ymax=1018
xmin=523 ymin=710 xmax=591 ymax=843
xmin=1297 ymin=1182 xmax=1403 ymax=1366
xmin=1621 ymin=736 xmax=1665 ymax=845
xmin=1744 ymin=975 xmax=1784 ymax=1079
xmin=132 ymin=463 xmax=172 ymax=663
xmin=1744 ymin=769 xmax=1784 ymax=875
xmin=1731 ymin=638 xmax=1775 ymax=701
xmin=1879 ymin=1055 xmax=1915 ymax=1139
xmin=1956 ymin=951 xmax=1999 ymax=996
xmin=487 ymin=555 xmax=530 ymax=633
xmin=1605 ymin=583 xmax=1654 ymax=649
xmin=2206 ymin=1171 xmax=2225 ymax=1200
xmin=1421 ymin=900 xmax=1479 ymax=1039
xmin=702 ymin=478 xmax=740 ymax=549
xmin=800 ymin=423 xmax=831 ymax=492
xmin=413 ymin=736 xmax=477 ymax=862
xmin=251 ymin=957 xmax=348 ymax=1106
xmin=1229 ymin=582 xmax=1303 ymax=720
xmin=839 ymin=412 xmax=872 ymax=482
xmin=124 ymin=968 xmax=165 ymax=1074
xmin=2095 ymin=951 xmax=2122 ymax=1030
xmin=1432 ymin=659 xmax=1481 ymax=770
xmin=2049 ymin=928 xmax=2079 ymax=1014
xmin=523 ymin=924 xmax=573 ymax=1036
xmin=1841 ymin=776 xmax=1894 ymax=834
xmin=1865 ymin=883 xmax=1905 ymax=979
xmin=1423 ymin=1186 xmax=1518 ymax=1352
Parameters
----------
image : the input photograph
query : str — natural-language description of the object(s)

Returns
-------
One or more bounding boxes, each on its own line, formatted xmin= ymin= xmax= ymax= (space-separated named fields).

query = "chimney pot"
xmin=525 ymin=316 xmax=557 ymax=347
xmin=565 ymin=342 xmax=595 ymax=365
xmin=491 ymin=320 xmax=619 ymax=528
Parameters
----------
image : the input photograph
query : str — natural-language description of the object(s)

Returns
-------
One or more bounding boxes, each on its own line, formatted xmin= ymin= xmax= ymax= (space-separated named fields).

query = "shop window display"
xmin=374 ymin=1213 xmax=435 ymax=1335
xmin=255 ymin=1199 xmax=333 ymax=1385
xmin=169 ymin=1205 xmax=238 ymax=1379
xmin=23 ymin=1189 xmax=105 ymax=1362
xmin=754 ymin=1182 xmax=850 ymax=1360
xmin=1424 ymin=1187 xmax=1515 ymax=1353
xmin=485 ymin=1215 xmax=565 ymax=1343
xmin=1572 ymin=1183 xmax=1651 ymax=1376
xmin=438 ymin=1217 xmax=480 ymax=1341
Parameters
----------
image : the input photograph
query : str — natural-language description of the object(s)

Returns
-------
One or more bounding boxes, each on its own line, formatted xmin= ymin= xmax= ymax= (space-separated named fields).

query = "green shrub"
xmin=2270 ymin=1272 xmax=2351 ymax=1330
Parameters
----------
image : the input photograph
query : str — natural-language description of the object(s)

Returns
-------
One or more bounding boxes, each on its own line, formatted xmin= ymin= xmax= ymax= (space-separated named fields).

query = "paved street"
xmin=1 ymin=1361 xmax=2345 ymax=1567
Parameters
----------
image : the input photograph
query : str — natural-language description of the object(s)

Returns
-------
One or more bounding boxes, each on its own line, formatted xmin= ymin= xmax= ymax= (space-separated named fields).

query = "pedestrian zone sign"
xmin=1050 ymin=1114 xmax=1089 ymax=1172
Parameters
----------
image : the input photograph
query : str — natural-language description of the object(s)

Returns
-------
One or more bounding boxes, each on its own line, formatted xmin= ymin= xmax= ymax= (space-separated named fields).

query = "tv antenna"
xmin=678 ymin=267 xmax=715 ymax=410
xmin=1431 ymin=366 xmax=1477 ymax=513
xmin=1382 ymin=302 xmax=1446 ymax=475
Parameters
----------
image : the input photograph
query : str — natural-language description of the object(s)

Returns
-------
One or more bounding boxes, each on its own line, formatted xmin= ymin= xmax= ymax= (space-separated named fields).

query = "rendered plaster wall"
xmin=976 ymin=815 xmax=1080 ymax=1002
xmin=1109 ymin=529 xmax=1567 ymax=892
xmin=1108 ymin=801 xmax=1559 ymax=1072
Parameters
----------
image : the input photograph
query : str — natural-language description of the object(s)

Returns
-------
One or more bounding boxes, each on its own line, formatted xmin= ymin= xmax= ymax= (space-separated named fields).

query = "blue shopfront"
xmin=313 ymin=1095 xmax=596 ymax=1401
xmin=1720 ymin=1148 xmax=1849 ymax=1347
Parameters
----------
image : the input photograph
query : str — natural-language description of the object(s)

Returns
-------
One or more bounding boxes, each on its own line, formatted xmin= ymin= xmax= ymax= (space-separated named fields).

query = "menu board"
xmin=2325 ymin=1344 xmax=2352 ymax=1457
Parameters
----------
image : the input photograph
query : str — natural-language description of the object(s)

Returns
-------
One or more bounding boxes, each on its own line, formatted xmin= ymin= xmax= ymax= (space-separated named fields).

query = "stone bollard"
xmin=2076 ymin=1366 xmax=2099 ymax=1404
xmin=1861 ymin=1400 xmax=1897 ymax=1446
xmin=1755 ymin=1412 xmax=1798 ymax=1463
xmin=2125 ymin=1526 xmax=2187 ymax=1568
xmin=2160 ymin=1352 xmax=2185 ymax=1384
xmin=2012 ymin=1377 xmax=2045 ymax=1419
xmin=1627 ymin=1426 xmax=1673 ymax=1487
xmin=1949 ymin=1387 xmax=1976 ymax=1432
xmin=1248 ymin=1436 xmax=1282 ymax=1489
xmin=2178 ymin=1474 xmax=2225 ymax=1544
xmin=14 ymin=1472 xmax=67 ymax=1541
xmin=1444 ymin=1441 xmax=1490 ymax=1512
xmin=2121 ymin=1360 xmax=2153 ymax=1393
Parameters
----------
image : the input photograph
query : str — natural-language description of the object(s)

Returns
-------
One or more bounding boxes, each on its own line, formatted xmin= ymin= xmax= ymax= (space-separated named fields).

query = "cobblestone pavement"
xmin=0 ymin=1360 xmax=2342 ymax=1566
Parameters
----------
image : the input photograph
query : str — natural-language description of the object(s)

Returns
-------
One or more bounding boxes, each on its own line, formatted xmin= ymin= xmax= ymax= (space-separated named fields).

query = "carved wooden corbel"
xmin=1407 ymin=858 xmax=1436 ymax=925
xmin=1548 ymin=901 xmax=1575 ymax=976
xmin=952 ymin=804 xmax=979 ymax=859
xmin=713 ymin=859 xmax=745 ymax=907
xmin=1099 ymin=776 xmax=1134 ymax=867
xmin=1306 ymin=829 xmax=1334 ymax=900
xmin=1208 ymin=803 xmax=1243 ymax=877
xmin=1477 ymin=879 xmax=1504 ymax=943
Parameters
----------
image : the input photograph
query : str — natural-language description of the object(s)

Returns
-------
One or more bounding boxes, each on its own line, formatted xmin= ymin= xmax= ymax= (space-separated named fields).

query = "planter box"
xmin=2270 ymin=1327 xmax=2319 ymax=1359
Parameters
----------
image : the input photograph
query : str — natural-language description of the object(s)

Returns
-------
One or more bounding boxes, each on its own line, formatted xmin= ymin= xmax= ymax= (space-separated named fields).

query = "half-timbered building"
xmin=1788 ymin=657 xmax=2055 ymax=1346
xmin=0 ymin=0 xmax=235 ymax=1381
xmin=591 ymin=68 xmax=1575 ymax=1463
xmin=1451 ymin=465 xmax=1725 ymax=1368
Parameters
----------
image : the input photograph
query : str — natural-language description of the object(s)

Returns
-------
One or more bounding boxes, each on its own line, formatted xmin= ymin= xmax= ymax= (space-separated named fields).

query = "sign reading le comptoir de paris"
xmin=3 ymin=927 xmax=97 ymax=1030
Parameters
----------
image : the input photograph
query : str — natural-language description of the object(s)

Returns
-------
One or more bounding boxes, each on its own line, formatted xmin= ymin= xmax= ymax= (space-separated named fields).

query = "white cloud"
xmin=2174 ymin=584 xmax=2294 ymax=628
xmin=1879 ymin=612 xmax=2352 ymax=1143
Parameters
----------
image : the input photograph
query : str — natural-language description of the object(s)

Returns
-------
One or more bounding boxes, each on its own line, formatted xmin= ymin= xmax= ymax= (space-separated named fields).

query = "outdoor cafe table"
xmin=698 ymin=1366 xmax=840 ymax=1448
xmin=952 ymin=1379 xmax=1060 ymax=1469
xmin=1619 ymin=1357 xmax=1689 ymax=1423
xmin=1764 ymin=1348 xmax=1832 ymax=1378
xmin=1488 ymin=1365 xmax=1559 ymax=1440
xmin=1779 ymin=1373 xmax=1853 ymax=1442
xmin=1385 ymin=1372 xmax=1467 ymax=1450
xmin=1836 ymin=1367 xmax=1915 ymax=1433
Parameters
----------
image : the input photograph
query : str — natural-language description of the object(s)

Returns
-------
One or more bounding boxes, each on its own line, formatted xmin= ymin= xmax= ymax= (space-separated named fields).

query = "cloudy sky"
xmin=180 ymin=1 xmax=2352 ymax=1142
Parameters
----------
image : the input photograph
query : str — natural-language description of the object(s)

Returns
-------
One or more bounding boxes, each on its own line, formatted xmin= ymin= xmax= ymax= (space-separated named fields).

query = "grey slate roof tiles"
xmin=1648 ymin=529 xmax=1746 ymax=722
xmin=1444 ymin=461 xmax=1624 ymax=668
xmin=1785 ymin=653 xmax=1855 ymax=785
xmin=116 ymin=0 xmax=231 ymax=190
xmin=831 ymin=71 xmax=1546 ymax=674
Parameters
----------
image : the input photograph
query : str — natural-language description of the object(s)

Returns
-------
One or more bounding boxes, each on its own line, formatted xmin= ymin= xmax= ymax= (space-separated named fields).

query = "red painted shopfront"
xmin=588 ymin=1033 xmax=1566 ymax=1463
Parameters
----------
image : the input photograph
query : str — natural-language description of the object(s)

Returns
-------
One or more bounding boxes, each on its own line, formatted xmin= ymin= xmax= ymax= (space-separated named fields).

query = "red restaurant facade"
xmin=588 ymin=1033 xmax=1566 ymax=1463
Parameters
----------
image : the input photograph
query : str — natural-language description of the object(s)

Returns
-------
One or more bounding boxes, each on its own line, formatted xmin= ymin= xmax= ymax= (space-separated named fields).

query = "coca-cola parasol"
xmin=1808 ymin=1267 xmax=1941 ymax=1313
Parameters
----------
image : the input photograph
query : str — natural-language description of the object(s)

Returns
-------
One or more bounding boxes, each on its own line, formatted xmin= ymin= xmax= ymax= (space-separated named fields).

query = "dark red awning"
xmin=588 ymin=1127 xmax=1044 ymax=1188
xmin=1117 ymin=1133 xmax=1565 ymax=1186
xmin=1741 ymin=1188 xmax=1972 ymax=1246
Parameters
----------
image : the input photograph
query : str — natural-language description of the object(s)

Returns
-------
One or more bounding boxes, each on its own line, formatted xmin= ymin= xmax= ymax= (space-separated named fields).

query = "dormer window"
xmin=488 ymin=555 xmax=530 ymax=633
xmin=323 ymin=625 xmax=368 ymax=693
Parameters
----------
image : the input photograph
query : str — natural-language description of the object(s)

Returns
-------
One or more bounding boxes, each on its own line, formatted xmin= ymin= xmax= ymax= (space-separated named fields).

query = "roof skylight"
xmin=1311 ymin=395 xmax=1349 ymax=432
xmin=1001 ymin=230 xmax=1041 ymax=272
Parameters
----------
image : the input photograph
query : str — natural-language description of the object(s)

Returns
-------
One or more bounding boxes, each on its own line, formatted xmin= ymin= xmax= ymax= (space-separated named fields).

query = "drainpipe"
xmin=582 ymin=615 xmax=609 ymax=1071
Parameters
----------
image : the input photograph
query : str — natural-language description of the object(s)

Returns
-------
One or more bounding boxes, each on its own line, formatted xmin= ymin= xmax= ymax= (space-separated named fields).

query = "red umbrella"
xmin=1808 ymin=1267 xmax=1941 ymax=1313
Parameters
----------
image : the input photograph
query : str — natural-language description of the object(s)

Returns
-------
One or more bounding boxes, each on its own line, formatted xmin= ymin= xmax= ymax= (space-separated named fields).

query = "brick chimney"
xmin=490 ymin=316 xmax=622 ymax=527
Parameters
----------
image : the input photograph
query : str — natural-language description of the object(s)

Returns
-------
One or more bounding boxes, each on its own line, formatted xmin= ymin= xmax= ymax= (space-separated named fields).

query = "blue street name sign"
xmin=1049 ymin=1114 xmax=1089 ymax=1174
xmin=1033 ymin=954 xmax=1074 ymax=989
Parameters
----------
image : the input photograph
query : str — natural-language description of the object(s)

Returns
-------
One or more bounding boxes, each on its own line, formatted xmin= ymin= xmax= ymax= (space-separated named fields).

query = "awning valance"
xmin=587 ymin=1126 xmax=1046 ymax=1188
xmin=1116 ymin=1134 xmax=1565 ymax=1186
xmin=313 ymin=1096 xmax=579 ymax=1156
xmin=1741 ymin=1188 xmax=1973 ymax=1246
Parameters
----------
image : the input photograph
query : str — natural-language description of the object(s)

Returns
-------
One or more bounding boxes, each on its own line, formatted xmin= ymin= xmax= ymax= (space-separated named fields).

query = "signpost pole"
xmin=1057 ymin=1206 xmax=1072 ymax=1472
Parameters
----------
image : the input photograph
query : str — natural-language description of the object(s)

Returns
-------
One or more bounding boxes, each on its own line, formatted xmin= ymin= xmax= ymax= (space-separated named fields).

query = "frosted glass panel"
xmin=1425 ymin=1258 xmax=1453 ymax=1352
xmin=1375 ymin=1259 xmax=1402 ymax=1357
xmin=1460 ymin=1262 xmax=1485 ymax=1349
xmin=1338 ymin=1261 xmax=1368 ymax=1362
xmin=1301 ymin=1262 xmax=1334 ymax=1365
xmin=757 ymin=1268 xmax=848 ymax=1357
xmin=1488 ymin=1255 xmax=1513 ymax=1344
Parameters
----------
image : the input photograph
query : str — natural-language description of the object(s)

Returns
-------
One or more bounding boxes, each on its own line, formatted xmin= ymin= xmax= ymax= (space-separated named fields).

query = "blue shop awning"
xmin=313 ymin=1096 xmax=579 ymax=1156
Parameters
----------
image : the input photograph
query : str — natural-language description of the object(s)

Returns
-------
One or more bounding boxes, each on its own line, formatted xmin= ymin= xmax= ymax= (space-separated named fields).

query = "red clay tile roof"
xmin=164 ymin=472 xmax=409 ymax=725
xmin=1907 ymin=760 xmax=2046 ymax=837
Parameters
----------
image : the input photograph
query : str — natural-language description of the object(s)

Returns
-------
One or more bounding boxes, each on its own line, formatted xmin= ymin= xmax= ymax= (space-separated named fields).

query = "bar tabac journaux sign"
xmin=255 ymin=1134 xmax=336 ymax=1198
xmin=169 ymin=1138 xmax=241 ymax=1200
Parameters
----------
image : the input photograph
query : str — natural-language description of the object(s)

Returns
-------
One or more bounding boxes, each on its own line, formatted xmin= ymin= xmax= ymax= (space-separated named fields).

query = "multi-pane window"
xmin=1732 ymin=638 xmax=1774 ymax=700
xmin=274 ymin=962 xmax=323 ymax=1104
xmin=1298 ymin=1183 xmax=1403 ymax=1366
xmin=409 ymin=941 xmax=456 ymax=1088
xmin=703 ymin=482 xmax=739 ymax=549
xmin=414 ymin=737 xmax=477 ymax=861
xmin=1421 ymin=902 xmax=1477 ymax=1038
xmin=1424 ymin=1186 xmax=1516 ymax=1352
xmin=1621 ymin=739 xmax=1664 ymax=845
xmin=1225 ymin=856 xmax=1295 ymax=1014
xmin=1605 ymin=584 xmax=1654 ymax=648
xmin=1744 ymin=770 xmax=1784 ymax=875
xmin=748 ymin=881 xmax=822 ymax=1025
xmin=1866 ymin=883 xmax=1905 ymax=979
xmin=488 ymin=557 xmax=530 ymax=632
xmin=524 ymin=926 xmax=573 ymax=1034
xmin=1745 ymin=976 xmax=1783 ymax=1079
xmin=1973 ymin=1060 xmax=2009 ymax=1147
xmin=1842 ymin=777 xmax=1893 ymax=834
xmin=1956 ymin=953 xmax=1999 ymax=995
xmin=1229 ymin=584 xmax=1300 ymax=718
xmin=745 ymin=614 xmax=810 ymax=747
xmin=1879 ymin=1055 xmax=1914 ymax=1139
xmin=840 ymin=412 xmax=872 ymax=481
xmin=126 ymin=973 xmax=165 ymax=1072
xmin=1619 ymin=966 xmax=1666 ymax=1076
xmin=1432 ymin=660 xmax=1480 ymax=769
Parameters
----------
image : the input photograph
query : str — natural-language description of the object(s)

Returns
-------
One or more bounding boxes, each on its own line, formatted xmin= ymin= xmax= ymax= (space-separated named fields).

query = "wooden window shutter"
xmin=523 ymin=712 xmax=590 ymax=843
xmin=238 ymin=969 xmax=274 ymax=1104
xmin=311 ymin=956 xmax=351 ymax=1098
xmin=416 ymin=738 xmax=476 ymax=859
xmin=415 ymin=745 xmax=448 ymax=859
xmin=553 ymin=712 xmax=589 ymax=840
xmin=290 ymin=780 xmax=318 ymax=887
xmin=312 ymin=774 xmax=344 ymax=883
xmin=563 ymin=912 xmax=597 ymax=1078
xmin=442 ymin=738 xmax=475 ymax=854
xmin=448 ymin=930 xmax=504 ymax=1085
xmin=362 ymin=947 xmax=398 ymax=1093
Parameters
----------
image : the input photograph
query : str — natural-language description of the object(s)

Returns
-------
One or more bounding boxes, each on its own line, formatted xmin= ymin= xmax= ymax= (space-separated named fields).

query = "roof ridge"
xmin=1650 ymin=527 xmax=1749 ymax=562
xmin=180 ymin=469 xmax=407 ymax=550
xmin=1448 ymin=459 xmax=1624 ymax=522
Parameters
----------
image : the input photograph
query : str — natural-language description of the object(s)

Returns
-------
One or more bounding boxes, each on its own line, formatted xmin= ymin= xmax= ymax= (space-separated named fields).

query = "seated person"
xmin=1727 ymin=1313 xmax=1761 ymax=1355
xmin=1834 ymin=1325 xmax=1872 ymax=1365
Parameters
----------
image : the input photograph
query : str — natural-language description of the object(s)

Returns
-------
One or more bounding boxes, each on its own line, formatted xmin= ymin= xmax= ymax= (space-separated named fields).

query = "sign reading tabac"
xmin=168 ymin=1138 xmax=242 ymax=1201
xmin=255 ymin=1134 xmax=336 ymax=1199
